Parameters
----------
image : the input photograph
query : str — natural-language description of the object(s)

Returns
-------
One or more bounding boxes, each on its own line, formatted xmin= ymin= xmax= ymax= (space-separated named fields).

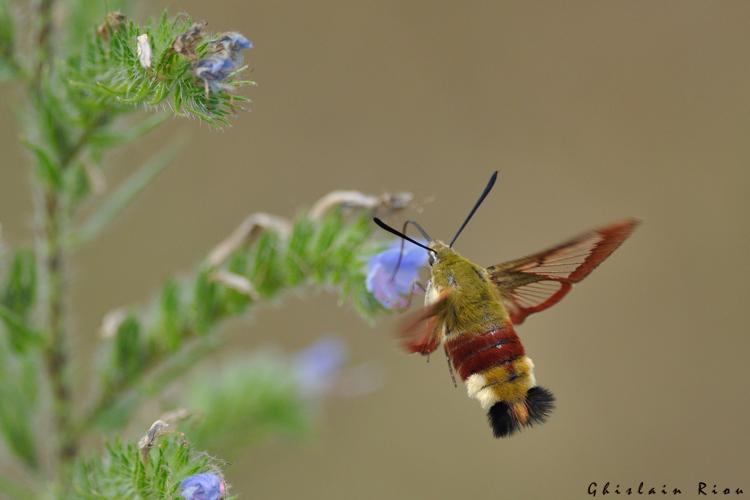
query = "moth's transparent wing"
xmin=487 ymin=219 xmax=638 ymax=325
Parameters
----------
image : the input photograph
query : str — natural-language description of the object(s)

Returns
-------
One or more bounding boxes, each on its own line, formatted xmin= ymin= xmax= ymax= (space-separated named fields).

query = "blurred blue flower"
xmin=193 ymin=54 xmax=235 ymax=92
xmin=180 ymin=473 xmax=225 ymax=500
xmin=195 ymin=57 xmax=233 ymax=75
xmin=194 ymin=31 xmax=252 ymax=94
xmin=293 ymin=337 xmax=347 ymax=396
xmin=212 ymin=32 xmax=253 ymax=66
xmin=217 ymin=32 xmax=253 ymax=51
xmin=366 ymin=239 xmax=429 ymax=309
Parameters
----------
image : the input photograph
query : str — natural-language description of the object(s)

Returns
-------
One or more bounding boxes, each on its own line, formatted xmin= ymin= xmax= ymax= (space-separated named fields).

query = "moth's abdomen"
xmin=446 ymin=327 xmax=525 ymax=381
xmin=445 ymin=326 xmax=555 ymax=438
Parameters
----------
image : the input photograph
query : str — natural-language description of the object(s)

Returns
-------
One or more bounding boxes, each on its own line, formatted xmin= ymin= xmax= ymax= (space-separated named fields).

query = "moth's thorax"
xmin=428 ymin=241 xmax=488 ymax=292
xmin=427 ymin=241 xmax=509 ymax=333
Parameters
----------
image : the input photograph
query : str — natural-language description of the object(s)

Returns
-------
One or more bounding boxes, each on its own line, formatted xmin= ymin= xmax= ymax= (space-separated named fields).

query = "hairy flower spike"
xmin=66 ymin=14 xmax=255 ymax=126
xmin=366 ymin=239 xmax=429 ymax=309
xmin=180 ymin=472 xmax=226 ymax=500
xmin=91 ymin=192 xmax=408 ymax=439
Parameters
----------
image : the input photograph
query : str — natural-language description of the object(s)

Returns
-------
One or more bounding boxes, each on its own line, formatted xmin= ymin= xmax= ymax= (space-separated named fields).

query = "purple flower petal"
xmin=220 ymin=32 xmax=253 ymax=51
xmin=193 ymin=55 xmax=234 ymax=81
xmin=194 ymin=31 xmax=252 ymax=91
xmin=366 ymin=239 xmax=429 ymax=309
xmin=180 ymin=473 xmax=225 ymax=500
xmin=212 ymin=32 xmax=253 ymax=66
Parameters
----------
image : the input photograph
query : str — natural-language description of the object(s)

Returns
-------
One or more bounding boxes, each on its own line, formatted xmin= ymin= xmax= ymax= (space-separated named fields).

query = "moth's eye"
xmin=428 ymin=253 xmax=436 ymax=266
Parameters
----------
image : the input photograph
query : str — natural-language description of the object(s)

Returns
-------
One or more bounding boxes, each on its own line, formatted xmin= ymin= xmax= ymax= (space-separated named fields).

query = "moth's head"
xmin=372 ymin=170 xmax=498 ymax=271
xmin=426 ymin=240 xmax=454 ymax=267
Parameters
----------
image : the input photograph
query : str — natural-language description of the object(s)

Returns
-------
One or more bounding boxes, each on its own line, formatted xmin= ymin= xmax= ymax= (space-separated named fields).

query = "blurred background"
xmin=1 ymin=1 xmax=749 ymax=498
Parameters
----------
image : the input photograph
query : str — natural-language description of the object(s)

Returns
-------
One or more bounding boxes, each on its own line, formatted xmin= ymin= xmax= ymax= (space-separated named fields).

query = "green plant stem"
xmin=61 ymin=113 xmax=109 ymax=166
xmin=32 ymin=0 xmax=54 ymax=94
xmin=41 ymin=189 xmax=77 ymax=474
xmin=29 ymin=0 xmax=78 ymax=480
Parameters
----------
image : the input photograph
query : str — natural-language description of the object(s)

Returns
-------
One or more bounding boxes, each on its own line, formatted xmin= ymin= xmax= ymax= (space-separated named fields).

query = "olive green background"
xmin=1 ymin=1 xmax=749 ymax=499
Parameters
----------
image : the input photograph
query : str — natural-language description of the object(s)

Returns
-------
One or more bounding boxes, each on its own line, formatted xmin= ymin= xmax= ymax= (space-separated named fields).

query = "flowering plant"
xmin=0 ymin=2 xmax=410 ymax=496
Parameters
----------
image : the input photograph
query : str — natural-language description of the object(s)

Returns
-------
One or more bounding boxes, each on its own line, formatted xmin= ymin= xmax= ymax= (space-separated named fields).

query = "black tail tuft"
xmin=487 ymin=401 xmax=521 ymax=438
xmin=487 ymin=386 xmax=556 ymax=438
xmin=526 ymin=386 xmax=555 ymax=425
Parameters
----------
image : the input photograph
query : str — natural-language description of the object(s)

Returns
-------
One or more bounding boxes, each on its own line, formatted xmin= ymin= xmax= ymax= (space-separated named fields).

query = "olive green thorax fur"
xmin=428 ymin=241 xmax=510 ymax=335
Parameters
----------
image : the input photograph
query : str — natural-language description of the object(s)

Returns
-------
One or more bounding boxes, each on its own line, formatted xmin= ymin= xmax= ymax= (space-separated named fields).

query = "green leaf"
xmin=0 ymin=397 xmax=38 ymax=469
xmin=310 ymin=209 xmax=345 ymax=282
xmin=23 ymin=141 xmax=62 ymax=191
xmin=65 ymin=163 xmax=92 ymax=206
xmin=2 ymin=249 xmax=37 ymax=317
xmin=0 ymin=0 xmax=18 ymax=81
xmin=0 ymin=305 xmax=43 ymax=353
xmin=284 ymin=216 xmax=315 ymax=286
xmin=36 ymin=81 xmax=75 ymax=159
xmin=19 ymin=355 xmax=39 ymax=408
xmin=247 ymin=232 xmax=284 ymax=297
xmin=159 ymin=279 xmax=183 ymax=352
xmin=0 ymin=0 xmax=24 ymax=81
xmin=0 ymin=346 xmax=39 ymax=469
xmin=88 ymin=113 xmax=168 ymax=149
xmin=73 ymin=139 xmax=183 ymax=246
xmin=192 ymin=270 xmax=219 ymax=334
xmin=220 ymin=253 xmax=252 ymax=314
xmin=110 ymin=315 xmax=146 ymax=385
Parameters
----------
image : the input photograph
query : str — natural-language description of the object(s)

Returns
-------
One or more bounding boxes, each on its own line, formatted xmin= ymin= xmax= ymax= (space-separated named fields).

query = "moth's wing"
xmin=487 ymin=218 xmax=638 ymax=325
xmin=398 ymin=289 xmax=451 ymax=355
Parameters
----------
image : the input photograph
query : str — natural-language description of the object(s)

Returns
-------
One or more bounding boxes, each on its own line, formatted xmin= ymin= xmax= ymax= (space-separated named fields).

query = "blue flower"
xmin=180 ymin=473 xmax=225 ymax=500
xmin=193 ymin=31 xmax=253 ymax=94
xmin=193 ymin=54 xmax=235 ymax=91
xmin=293 ymin=337 xmax=347 ymax=396
xmin=179 ymin=473 xmax=225 ymax=500
xmin=217 ymin=32 xmax=253 ymax=51
xmin=366 ymin=239 xmax=429 ymax=309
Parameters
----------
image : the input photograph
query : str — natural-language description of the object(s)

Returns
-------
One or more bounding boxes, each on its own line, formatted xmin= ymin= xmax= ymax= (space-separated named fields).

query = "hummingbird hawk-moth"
xmin=374 ymin=171 xmax=638 ymax=437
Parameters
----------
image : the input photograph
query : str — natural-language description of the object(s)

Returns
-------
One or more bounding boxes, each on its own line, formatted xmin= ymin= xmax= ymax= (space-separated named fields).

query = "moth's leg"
xmin=444 ymin=344 xmax=457 ymax=388
xmin=402 ymin=280 xmax=426 ymax=309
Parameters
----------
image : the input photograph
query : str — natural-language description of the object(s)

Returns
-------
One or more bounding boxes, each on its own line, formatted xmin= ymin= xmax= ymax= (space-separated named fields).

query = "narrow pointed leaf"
xmin=23 ymin=141 xmax=62 ymax=191
xmin=0 ymin=305 xmax=43 ymax=353
xmin=73 ymin=139 xmax=183 ymax=246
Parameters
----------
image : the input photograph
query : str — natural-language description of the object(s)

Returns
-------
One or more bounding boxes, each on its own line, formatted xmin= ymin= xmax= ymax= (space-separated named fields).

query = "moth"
xmin=373 ymin=172 xmax=638 ymax=437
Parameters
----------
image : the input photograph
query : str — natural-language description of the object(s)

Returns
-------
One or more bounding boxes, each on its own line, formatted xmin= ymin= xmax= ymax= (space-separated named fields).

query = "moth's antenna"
xmin=449 ymin=170 xmax=498 ymax=248
xmin=373 ymin=218 xmax=436 ymax=254
xmin=391 ymin=220 xmax=433 ymax=280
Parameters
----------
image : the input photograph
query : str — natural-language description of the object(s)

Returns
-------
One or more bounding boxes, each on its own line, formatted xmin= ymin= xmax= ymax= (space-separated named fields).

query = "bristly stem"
xmin=30 ymin=0 xmax=78 ymax=479
xmin=32 ymin=0 xmax=54 ymax=94
xmin=42 ymin=188 xmax=77 ymax=473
